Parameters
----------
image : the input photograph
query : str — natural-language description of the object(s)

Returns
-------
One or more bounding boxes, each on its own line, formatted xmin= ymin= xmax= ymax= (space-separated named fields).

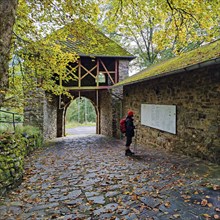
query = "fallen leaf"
xmin=202 ymin=213 xmax=211 ymax=220
xmin=207 ymin=203 xmax=213 ymax=207
xmin=164 ymin=201 xmax=171 ymax=208
xmin=184 ymin=199 xmax=190 ymax=203
xmin=181 ymin=194 xmax=191 ymax=199
xmin=214 ymin=214 xmax=220 ymax=219
xmin=201 ymin=199 xmax=208 ymax=206
xmin=173 ymin=214 xmax=181 ymax=218
xmin=131 ymin=194 xmax=138 ymax=200
xmin=213 ymin=185 xmax=220 ymax=191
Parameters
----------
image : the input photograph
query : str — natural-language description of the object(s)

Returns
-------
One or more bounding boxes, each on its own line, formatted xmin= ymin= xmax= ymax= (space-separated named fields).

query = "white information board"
xmin=141 ymin=104 xmax=176 ymax=134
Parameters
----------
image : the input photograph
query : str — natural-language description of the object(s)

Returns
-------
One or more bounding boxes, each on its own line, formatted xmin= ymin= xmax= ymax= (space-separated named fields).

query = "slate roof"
xmin=56 ymin=19 xmax=134 ymax=59
xmin=114 ymin=40 xmax=220 ymax=87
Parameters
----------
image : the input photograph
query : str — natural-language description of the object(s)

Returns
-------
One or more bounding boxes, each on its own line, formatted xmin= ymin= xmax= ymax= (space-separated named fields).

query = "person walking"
xmin=125 ymin=110 xmax=135 ymax=156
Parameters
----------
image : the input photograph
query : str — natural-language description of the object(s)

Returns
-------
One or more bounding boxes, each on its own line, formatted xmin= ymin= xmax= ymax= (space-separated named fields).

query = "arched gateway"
xmin=24 ymin=20 xmax=134 ymax=140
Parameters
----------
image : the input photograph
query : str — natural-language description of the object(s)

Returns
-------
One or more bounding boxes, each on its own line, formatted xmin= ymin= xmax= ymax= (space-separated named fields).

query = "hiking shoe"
xmin=125 ymin=149 xmax=134 ymax=156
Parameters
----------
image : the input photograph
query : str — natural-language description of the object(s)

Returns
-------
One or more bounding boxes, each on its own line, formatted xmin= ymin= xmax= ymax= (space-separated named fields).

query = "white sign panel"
xmin=141 ymin=104 xmax=176 ymax=134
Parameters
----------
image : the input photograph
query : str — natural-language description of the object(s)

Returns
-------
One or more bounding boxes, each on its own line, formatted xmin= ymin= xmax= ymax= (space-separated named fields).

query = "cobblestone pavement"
xmin=0 ymin=134 xmax=220 ymax=220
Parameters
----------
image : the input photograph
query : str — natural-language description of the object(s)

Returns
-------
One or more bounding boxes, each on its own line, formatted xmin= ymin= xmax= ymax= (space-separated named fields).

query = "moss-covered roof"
xmin=114 ymin=40 xmax=220 ymax=87
xmin=57 ymin=19 xmax=134 ymax=59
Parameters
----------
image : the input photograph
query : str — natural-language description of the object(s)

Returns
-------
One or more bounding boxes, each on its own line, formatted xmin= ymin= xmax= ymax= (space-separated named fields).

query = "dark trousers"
xmin=126 ymin=136 xmax=132 ymax=147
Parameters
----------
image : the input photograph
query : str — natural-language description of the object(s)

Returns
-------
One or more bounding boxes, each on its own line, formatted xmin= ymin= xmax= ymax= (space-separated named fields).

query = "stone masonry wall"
xmin=99 ymin=60 xmax=130 ymax=137
xmin=43 ymin=93 xmax=58 ymax=140
xmin=123 ymin=65 xmax=220 ymax=164
xmin=24 ymin=90 xmax=58 ymax=140
xmin=24 ymin=88 xmax=45 ymax=134
xmin=0 ymin=132 xmax=43 ymax=196
xmin=99 ymin=90 xmax=113 ymax=136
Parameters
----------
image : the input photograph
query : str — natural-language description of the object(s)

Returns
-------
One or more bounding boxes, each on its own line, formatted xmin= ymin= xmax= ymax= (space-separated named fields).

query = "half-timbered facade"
xmin=24 ymin=19 xmax=134 ymax=139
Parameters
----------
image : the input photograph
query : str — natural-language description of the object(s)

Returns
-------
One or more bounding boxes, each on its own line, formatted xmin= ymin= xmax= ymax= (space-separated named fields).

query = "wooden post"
xmin=78 ymin=59 xmax=81 ymax=87
xmin=96 ymin=89 xmax=100 ymax=134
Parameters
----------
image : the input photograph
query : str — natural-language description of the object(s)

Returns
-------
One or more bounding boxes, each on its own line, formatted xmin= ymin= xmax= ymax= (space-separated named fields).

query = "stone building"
xmin=114 ymin=40 xmax=220 ymax=164
xmin=24 ymin=19 xmax=134 ymax=139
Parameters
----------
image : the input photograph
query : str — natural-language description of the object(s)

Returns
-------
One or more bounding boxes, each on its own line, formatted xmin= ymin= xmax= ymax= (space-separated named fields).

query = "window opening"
xmin=96 ymin=72 xmax=106 ymax=83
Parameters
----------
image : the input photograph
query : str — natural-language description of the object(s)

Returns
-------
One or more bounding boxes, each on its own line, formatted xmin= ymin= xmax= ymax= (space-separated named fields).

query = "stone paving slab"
xmin=0 ymin=134 xmax=219 ymax=220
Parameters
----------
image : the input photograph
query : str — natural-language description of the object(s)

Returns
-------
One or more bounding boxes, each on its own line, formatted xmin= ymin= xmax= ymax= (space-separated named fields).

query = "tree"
xmin=99 ymin=0 xmax=220 ymax=71
xmin=0 ymin=0 xmax=18 ymax=106
xmin=66 ymin=97 xmax=96 ymax=124
xmin=1 ymin=0 xmax=219 ymax=108
xmin=1 ymin=0 xmax=100 ymax=109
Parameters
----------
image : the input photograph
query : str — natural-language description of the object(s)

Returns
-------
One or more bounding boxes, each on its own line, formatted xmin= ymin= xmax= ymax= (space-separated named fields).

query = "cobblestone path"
xmin=0 ymin=135 xmax=219 ymax=220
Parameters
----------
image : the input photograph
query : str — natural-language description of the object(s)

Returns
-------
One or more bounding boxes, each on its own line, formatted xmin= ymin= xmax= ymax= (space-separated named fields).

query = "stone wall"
xmin=119 ymin=60 xmax=130 ymax=81
xmin=24 ymin=90 xmax=58 ymax=140
xmin=0 ymin=132 xmax=43 ymax=196
xmin=123 ymin=65 xmax=220 ymax=164
xmin=43 ymin=93 xmax=58 ymax=139
xmin=99 ymin=60 xmax=130 ymax=137
xmin=99 ymin=90 xmax=113 ymax=136
xmin=24 ymin=88 xmax=45 ymax=133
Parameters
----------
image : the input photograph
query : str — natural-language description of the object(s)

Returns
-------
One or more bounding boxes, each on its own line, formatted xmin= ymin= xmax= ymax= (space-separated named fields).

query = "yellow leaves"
xmin=202 ymin=213 xmax=211 ymax=219
xmin=202 ymin=212 xmax=220 ymax=220
xmin=200 ymin=198 xmax=213 ymax=208
xmin=181 ymin=194 xmax=191 ymax=202
xmin=123 ymin=191 xmax=131 ymax=195
xmin=207 ymin=203 xmax=213 ymax=208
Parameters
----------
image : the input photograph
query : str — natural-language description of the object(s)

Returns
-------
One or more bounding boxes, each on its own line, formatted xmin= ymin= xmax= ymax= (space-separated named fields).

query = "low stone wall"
xmin=123 ymin=65 xmax=220 ymax=164
xmin=0 ymin=132 xmax=43 ymax=196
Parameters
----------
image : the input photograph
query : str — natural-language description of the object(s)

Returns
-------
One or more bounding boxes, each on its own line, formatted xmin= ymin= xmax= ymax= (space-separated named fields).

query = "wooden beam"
xmin=80 ymin=64 xmax=97 ymax=79
xmin=115 ymin=59 xmax=118 ymax=83
xmin=78 ymin=59 xmax=81 ymax=87
xmin=100 ymin=59 xmax=115 ymax=84
xmin=64 ymin=86 xmax=112 ymax=90
xmin=97 ymin=59 xmax=100 ymax=87
xmin=68 ymin=64 xmax=79 ymax=79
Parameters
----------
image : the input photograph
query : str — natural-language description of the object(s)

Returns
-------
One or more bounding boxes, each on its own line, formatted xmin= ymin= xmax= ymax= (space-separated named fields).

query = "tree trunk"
xmin=0 ymin=0 xmax=18 ymax=106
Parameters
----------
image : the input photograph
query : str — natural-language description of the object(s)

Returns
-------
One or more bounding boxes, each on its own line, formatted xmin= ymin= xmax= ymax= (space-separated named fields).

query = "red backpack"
xmin=120 ymin=118 xmax=126 ymax=133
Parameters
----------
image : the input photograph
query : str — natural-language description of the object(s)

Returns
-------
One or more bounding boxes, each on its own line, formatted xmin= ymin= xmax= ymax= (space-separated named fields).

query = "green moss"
xmin=56 ymin=19 xmax=134 ymax=58
xmin=115 ymin=40 xmax=220 ymax=86
xmin=0 ymin=126 xmax=43 ymax=196
xmin=15 ymin=125 xmax=42 ymax=137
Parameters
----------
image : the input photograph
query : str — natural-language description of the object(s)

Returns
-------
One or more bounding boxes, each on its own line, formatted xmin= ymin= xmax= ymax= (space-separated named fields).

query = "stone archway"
xmin=57 ymin=90 xmax=99 ymax=138
xmin=65 ymin=96 xmax=97 ymax=136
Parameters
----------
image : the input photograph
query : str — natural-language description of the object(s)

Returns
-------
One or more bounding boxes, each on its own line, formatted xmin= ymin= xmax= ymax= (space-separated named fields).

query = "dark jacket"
xmin=125 ymin=116 xmax=135 ymax=137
